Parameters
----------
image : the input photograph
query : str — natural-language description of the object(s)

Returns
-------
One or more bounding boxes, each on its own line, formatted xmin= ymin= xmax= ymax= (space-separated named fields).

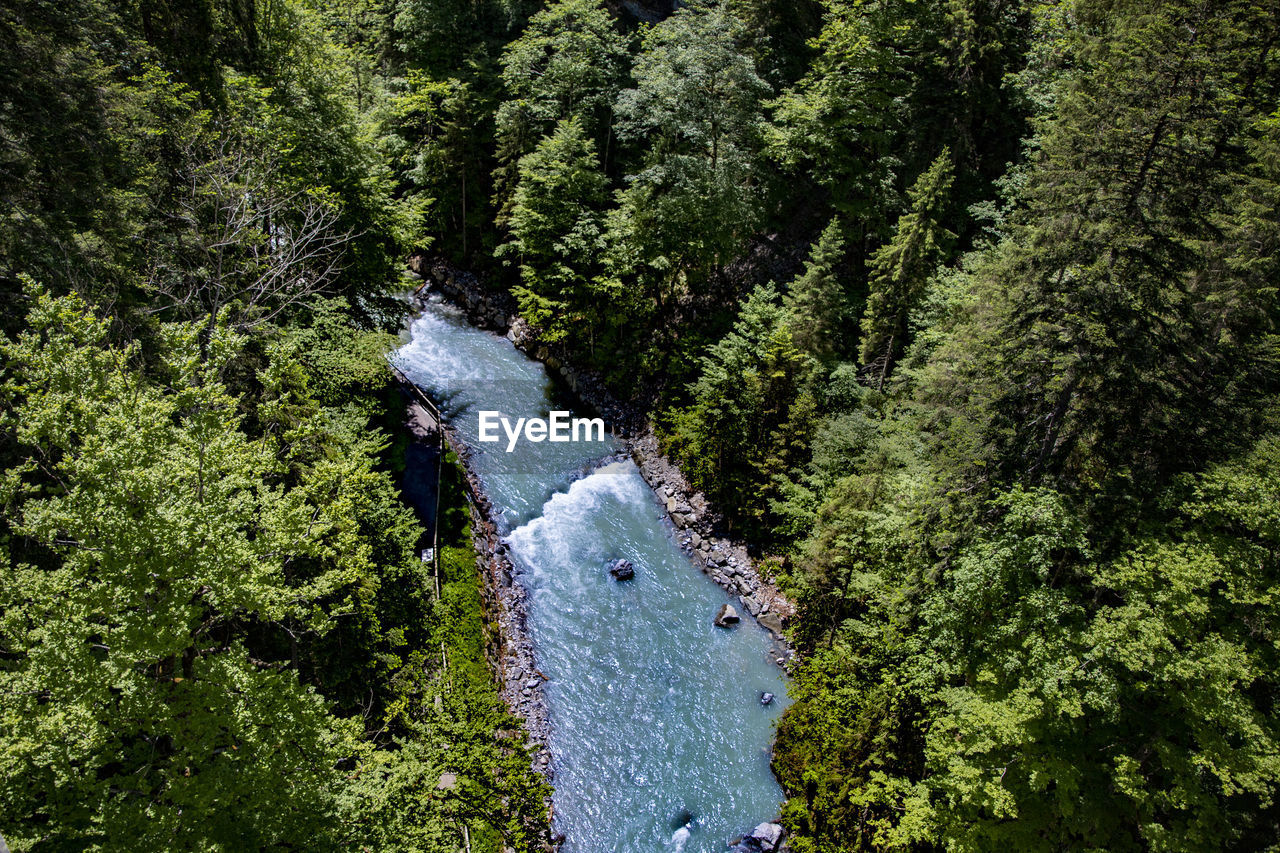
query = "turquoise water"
xmin=394 ymin=297 xmax=789 ymax=852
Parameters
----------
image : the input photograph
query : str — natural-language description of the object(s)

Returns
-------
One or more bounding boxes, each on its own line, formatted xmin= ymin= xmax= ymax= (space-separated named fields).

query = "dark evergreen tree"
xmin=611 ymin=0 xmax=771 ymax=305
xmin=499 ymin=116 xmax=613 ymax=345
xmin=922 ymin=0 xmax=1280 ymax=492
xmin=492 ymin=0 xmax=628 ymax=219
xmin=785 ymin=217 xmax=850 ymax=362
xmin=859 ymin=150 xmax=955 ymax=383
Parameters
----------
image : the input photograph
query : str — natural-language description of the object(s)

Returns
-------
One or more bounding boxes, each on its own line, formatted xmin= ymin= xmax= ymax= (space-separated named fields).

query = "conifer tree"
xmin=925 ymin=0 xmax=1280 ymax=487
xmin=500 ymin=117 xmax=609 ymax=343
xmin=859 ymin=149 xmax=955 ymax=382
xmin=786 ymin=217 xmax=849 ymax=362
xmin=612 ymin=0 xmax=770 ymax=300
xmin=492 ymin=0 xmax=628 ymax=217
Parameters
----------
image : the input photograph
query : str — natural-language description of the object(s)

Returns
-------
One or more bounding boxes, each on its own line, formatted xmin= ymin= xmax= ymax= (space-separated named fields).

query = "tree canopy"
xmin=5 ymin=0 xmax=1280 ymax=848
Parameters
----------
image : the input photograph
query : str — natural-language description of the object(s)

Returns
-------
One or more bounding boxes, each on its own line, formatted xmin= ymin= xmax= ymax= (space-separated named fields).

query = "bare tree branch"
xmin=145 ymin=134 xmax=358 ymax=335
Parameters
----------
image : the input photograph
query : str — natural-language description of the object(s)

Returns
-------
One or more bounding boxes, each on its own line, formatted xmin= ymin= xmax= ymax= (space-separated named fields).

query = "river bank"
xmin=395 ymin=367 xmax=558 ymax=768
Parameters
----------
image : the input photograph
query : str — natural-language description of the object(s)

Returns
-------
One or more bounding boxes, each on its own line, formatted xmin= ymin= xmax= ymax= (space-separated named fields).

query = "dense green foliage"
xmin=761 ymin=2 xmax=1280 ymax=849
xmin=499 ymin=117 xmax=611 ymax=343
xmin=0 ymin=0 xmax=546 ymax=849
xmin=365 ymin=0 xmax=1280 ymax=847
xmin=5 ymin=0 xmax=1280 ymax=848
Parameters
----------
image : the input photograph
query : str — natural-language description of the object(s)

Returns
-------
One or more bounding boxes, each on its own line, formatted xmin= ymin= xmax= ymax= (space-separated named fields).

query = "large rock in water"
xmin=748 ymin=822 xmax=784 ymax=852
xmin=758 ymin=612 xmax=784 ymax=636
xmin=714 ymin=603 xmax=740 ymax=627
xmin=608 ymin=559 xmax=635 ymax=581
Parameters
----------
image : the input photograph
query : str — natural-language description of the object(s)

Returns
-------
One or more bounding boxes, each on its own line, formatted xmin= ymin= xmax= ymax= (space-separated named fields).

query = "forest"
xmin=1 ymin=0 xmax=1278 ymax=850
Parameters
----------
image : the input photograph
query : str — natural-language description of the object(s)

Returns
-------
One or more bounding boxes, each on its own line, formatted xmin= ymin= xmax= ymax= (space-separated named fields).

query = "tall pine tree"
xmin=859 ymin=149 xmax=955 ymax=383
xmin=786 ymin=217 xmax=850 ymax=362
xmin=499 ymin=116 xmax=610 ymax=344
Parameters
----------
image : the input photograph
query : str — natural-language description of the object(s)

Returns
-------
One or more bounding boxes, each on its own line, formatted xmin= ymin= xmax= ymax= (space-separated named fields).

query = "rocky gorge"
xmin=396 ymin=259 xmax=795 ymax=851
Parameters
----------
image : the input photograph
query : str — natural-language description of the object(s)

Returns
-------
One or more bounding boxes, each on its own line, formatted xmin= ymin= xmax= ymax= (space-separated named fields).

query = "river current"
xmin=394 ymin=296 xmax=789 ymax=852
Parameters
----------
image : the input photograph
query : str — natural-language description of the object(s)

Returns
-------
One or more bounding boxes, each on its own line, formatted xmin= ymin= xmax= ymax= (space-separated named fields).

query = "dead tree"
xmin=146 ymin=135 xmax=356 ymax=349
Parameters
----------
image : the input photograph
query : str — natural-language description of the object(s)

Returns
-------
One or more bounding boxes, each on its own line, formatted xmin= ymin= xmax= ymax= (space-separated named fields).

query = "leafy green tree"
xmin=0 ymin=0 xmax=398 ymax=332
xmin=0 ymin=1 xmax=205 ymax=319
xmin=767 ymin=0 xmax=906 ymax=231
xmin=778 ymin=426 xmax=1280 ymax=851
xmin=726 ymin=0 xmax=823 ymax=86
xmin=0 ymin=2 xmax=554 ymax=849
xmin=499 ymin=117 xmax=611 ymax=345
xmin=769 ymin=0 xmax=1027 ymax=244
xmin=859 ymin=150 xmax=955 ymax=382
xmin=384 ymin=72 xmax=490 ymax=258
xmin=0 ymin=286 xmax=548 ymax=852
xmin=767 ymin=365 xmax=876 ymax=541
xmin=612 ymin=0 xmax=771 ymax=303
xmin=0 ymin=287 xmax=358 ymax=848
xmin=342 ymin=544 xmax=550 ymax=851
xmin=392 ymin=0 xmax=533 ymax=76
xmin=134 ymin=0 xmax=264 ymax=95
xmin=236 ymin=7 xmax=403 ymax=295
xmin=915 ymin=465 xmax=1280 ymax=850
xmin=492 ymin=0 xmax=628 ymax=216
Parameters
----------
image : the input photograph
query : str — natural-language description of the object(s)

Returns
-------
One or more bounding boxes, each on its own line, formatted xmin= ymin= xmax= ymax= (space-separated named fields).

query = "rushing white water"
xmin=395 ymin=297 xmax=789 ymax=852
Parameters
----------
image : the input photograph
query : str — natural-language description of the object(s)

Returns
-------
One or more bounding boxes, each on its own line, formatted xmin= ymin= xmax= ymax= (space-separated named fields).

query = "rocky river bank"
xmin=397 ymin=373 xmax=557 ymax=762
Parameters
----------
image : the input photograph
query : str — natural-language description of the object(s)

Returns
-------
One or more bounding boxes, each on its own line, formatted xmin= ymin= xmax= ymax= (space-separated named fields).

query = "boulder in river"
xmin=760 ymin=692 xmax=775 ymax=706
xmin=748 ymin=822 xmax=785 ymax=852
xmin=714 ymin=603 xmax=741 ymax=627
xmin=758 ymin=612 xmax=784 ymax=635
xmin=608 ymin=558 xmax=635 ymax=581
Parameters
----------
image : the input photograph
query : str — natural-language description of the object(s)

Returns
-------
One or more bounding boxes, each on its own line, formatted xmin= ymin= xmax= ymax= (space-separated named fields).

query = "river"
xmin=394 ymin=295 xmax=790 ymax=852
